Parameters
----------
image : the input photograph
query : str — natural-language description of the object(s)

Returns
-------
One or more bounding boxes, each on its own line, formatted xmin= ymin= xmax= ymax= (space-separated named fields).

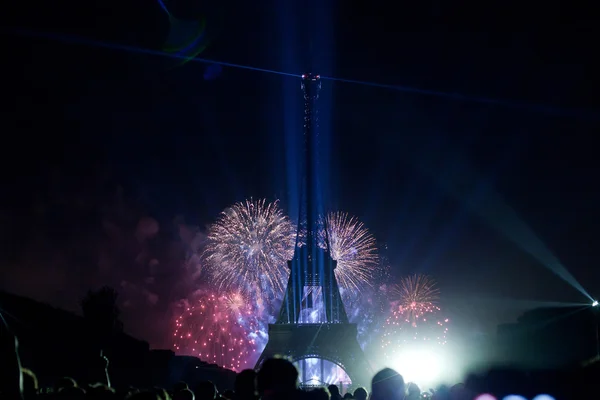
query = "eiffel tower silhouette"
xmin=255 ymin=74 xmax=372 ymax=388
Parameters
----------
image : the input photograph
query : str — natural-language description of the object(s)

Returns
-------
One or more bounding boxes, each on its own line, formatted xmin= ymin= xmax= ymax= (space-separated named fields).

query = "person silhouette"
xmin=0 ymin=313 xmax=23 ymax=400
xmin=371 ymin=368 xmax=406 ymax=400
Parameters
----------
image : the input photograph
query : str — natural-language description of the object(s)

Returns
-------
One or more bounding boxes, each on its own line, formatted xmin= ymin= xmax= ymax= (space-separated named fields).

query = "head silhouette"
xmin=174 ymin=382 xmax=189 ymax=392
xmin=57 ymin=386 xmax=86 ymax=399
xmin=235 ymin=369 xmax=257 ymax=400
xmin=353 ymin=387 xmax=367 ymax=400
xmin=327 ymin=385 xmax=341 ymax=400
xmin=55 ymin=377 xmax=78 ymax=392
xmin=371 ymin=368 xmax=406 ymax=400
xmin=128 ymin=392 xmax=162 ymax=400
xmin=257 ymin=357 xmax=298 ymax=394
xmin=311 ymin=387 xmax=331 ymax=400
xmin=194 ymin=381 xmax=216 ymax=400
xmin=174 ymin=389 xmax=195 ymax=400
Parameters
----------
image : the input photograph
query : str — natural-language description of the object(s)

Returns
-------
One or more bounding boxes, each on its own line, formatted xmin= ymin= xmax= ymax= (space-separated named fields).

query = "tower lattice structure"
xmin=255 ymin=74 xmax=372 ymax=388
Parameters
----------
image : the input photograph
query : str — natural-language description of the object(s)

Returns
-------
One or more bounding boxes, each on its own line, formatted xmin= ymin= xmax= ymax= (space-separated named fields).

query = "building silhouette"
xmin=255 ymin=74 xmax=372 ymax=388
xmin=496 ymin=305 xmax=598 ymax=368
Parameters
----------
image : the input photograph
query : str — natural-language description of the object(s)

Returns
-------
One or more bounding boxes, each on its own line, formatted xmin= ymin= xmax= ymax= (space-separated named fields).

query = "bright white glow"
xmin=294 ymin=358 xmax=351 ymax=385
xmin=592 ymin=300 xmax=598 ymax=307
xmin=391 ymin=349 xmax=443 ymax=389
xmin=502 ymin=396 xmax=526 ymax=400
xmin=532 ymin=395 xmax=556 ymax=400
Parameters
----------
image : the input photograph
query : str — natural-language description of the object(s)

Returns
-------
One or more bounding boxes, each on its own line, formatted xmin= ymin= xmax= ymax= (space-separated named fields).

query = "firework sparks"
xmin=203 ymin=199 xmax=296 ymax=301
xmin=224 ymin=291 xmax=245 ymax=314
xmin=173 ymin=291 xmax=258 ymax=371
xmin=318 ymin=212 xmax=379 ymax=292
xmin=381 ymin=275 xmax=449 ymax=360
xmin=391 ymin=274 xmax=440 ymax=327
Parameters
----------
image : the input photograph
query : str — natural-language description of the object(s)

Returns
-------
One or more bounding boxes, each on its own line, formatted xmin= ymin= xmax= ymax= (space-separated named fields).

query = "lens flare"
xmin=157 ymin=0 xmax=209 ymax=67
xmin=172 ymin=291 xmax=258 ymax=371
xmin=203 ymin=199 xmax=296 ymax=302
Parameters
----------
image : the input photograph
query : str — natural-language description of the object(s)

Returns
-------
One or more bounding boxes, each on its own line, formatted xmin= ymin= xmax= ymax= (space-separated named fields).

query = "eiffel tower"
xmin=255 ymin=74 xmax=372 ymax=388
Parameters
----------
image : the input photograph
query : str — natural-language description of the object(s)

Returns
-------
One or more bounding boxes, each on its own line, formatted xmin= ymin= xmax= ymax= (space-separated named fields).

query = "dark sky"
xmin=2 ymin=0 xmax=599 ymax=346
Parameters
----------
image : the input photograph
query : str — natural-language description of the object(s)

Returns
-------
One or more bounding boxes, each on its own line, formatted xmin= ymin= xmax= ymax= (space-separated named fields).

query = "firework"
xmin=318 ymin=212 xmax=379 ymax=292
xmin=173 ymin=291 xmax=258 ymax=371
xmin=203 ymin=199 xmax=296 ymax=301
xmin=390 ymin=274 xmax=440 ymax=327
xmin=380 ymin=275 xmax=449 ymax=360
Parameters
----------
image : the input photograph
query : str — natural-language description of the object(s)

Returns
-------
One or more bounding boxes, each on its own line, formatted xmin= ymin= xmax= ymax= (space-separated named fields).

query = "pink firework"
xmin=173 ymin=291 xmax=259 ymax=371
xmin=390 ymin=274 xmax=440 ymax=326
xmin=380 ymin=275 xmax=449 ymax=358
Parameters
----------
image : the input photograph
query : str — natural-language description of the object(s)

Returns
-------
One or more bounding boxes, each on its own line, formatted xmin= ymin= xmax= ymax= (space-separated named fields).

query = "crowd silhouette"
xmin=3 ymin=312 xmax=600 ymax=400
xmin=2 ymin=289 xmax=600 ymax=400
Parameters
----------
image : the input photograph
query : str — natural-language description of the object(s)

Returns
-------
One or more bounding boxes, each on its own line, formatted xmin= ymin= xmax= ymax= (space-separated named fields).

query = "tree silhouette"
xmin=81 ymin=286 xmax=123 ymax=350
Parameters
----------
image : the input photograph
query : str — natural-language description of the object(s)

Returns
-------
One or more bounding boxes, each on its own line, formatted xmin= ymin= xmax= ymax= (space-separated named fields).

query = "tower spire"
xmin=256 ymin=74 xmax=372 ymax=388
xmin=275 ymin=73 xmax=348 ymax=324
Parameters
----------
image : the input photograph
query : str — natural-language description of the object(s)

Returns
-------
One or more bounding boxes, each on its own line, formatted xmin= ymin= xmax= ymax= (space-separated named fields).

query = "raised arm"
xmin=0 ymin=314 xmax=23 ymax=400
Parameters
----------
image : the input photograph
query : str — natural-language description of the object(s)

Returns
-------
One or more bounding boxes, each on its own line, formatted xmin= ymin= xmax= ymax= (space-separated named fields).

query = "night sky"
xmin=2 ymin=0 xmax=599 ymax=347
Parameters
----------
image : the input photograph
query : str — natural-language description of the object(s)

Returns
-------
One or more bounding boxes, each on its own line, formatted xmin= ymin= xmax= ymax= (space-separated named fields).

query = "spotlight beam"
xmin=7 ymin=29 xmax=599 ymax=119
xmin=8 ymin=29 xmax=301 ymax=79
xmin=322 ymin=76 xmax=600 ymax=120
xmin=404 ymin=143 xmax=593 ymax=302
xmin=447 ymin=296 xmax=591 ymax=310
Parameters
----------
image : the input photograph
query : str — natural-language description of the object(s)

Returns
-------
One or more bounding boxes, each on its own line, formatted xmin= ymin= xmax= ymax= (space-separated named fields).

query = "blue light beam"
xmin=409 ymin=147 xmax=593 ymax=302
xmin=7 ymin=29 xmax=599 ymax=120
xmin=9 ymin=29 xmax=300 ymax=78
xmin=321 ymin=75 xmax=600 ymax=120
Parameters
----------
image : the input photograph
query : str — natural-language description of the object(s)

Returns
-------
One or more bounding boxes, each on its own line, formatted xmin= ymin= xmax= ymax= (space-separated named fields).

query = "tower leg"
xmin=321 ymin=278 xmax=348 ymax=323
xmin=277 ymin=268 xmax=303 ymax=324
